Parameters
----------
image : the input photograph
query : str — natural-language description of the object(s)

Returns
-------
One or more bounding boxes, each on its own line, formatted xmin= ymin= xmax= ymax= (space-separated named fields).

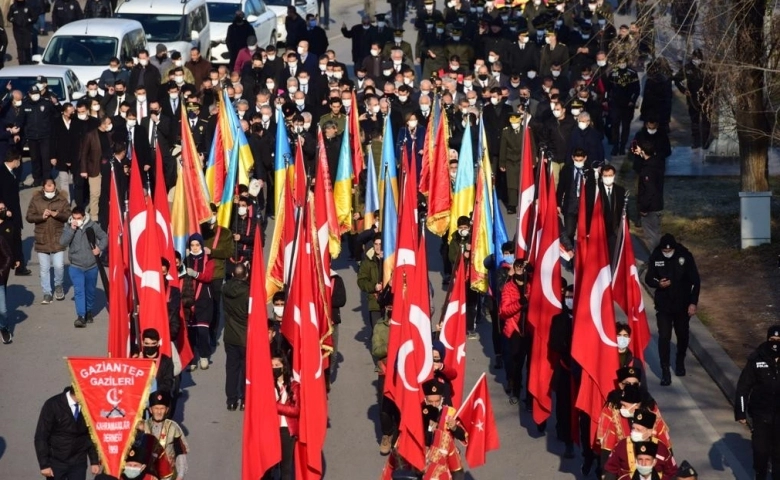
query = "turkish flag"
xmin=292 ymin=140 xmax=307 ymax=208
xmin=107 ymin=169 xmax=130 ymax=358
xmin=612 ymin=215 xmax=650 ymax=362
xmin=457 ymin=373 xmax=499 ymax=468
xmin=515 ymin=125 xmax=535 ymax=258
xmin=286 ymin=201 xmax=328 ymax=480
xmin=128 ymin=154 xmax=171 ymax=356
xmin=527 ymin=165 xmax=562 ymax=424
xmin=439 ymin=257 xmax=467 ymax=409
xmin=571 ymin=189 xmax=619 ymax=445
xmin=241 ymin=224 xmax=282 ymax=479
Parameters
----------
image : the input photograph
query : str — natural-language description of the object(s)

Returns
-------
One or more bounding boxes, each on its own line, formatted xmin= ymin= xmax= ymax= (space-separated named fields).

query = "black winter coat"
xmin=644 ymin=243 xmax=700 ymax=314
xmin=735 ymin=342 xmax=780 ymax=422
xmin=635 ymin=155 xmax=664 ymax=214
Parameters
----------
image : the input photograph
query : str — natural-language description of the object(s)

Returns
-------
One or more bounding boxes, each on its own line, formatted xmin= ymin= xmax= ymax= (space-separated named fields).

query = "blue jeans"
xmin=68 ymin=265 xmax=98 ymax=317
xmin=39 ymin=251 xmax=65 ymax=296
xmin=36 ymin=14 xmax=46 ymax=31
xmin=0 ymin=285 xmax=7 ymax=329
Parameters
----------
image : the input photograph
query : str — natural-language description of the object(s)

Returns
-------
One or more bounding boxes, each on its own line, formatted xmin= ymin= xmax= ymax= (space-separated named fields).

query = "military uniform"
xmin=444 ymin=32 xmax=475 ymax=70
xmin=603 ymin=438 xmax=677 ymax=480
xmin=318 ymin=112 xmax=347 ymax=135
xmin=144 ymin=392 xmax=188 ymax=480
xmin=420 ymin=25 xmax=447 ymax=79
xmin=540 ymin=30 xmax=570 ymax=77
xmin=499 ymin=116 xmax=531 ymax=212
xmin=382 ymin=29 xmax=414 ymax=63
xmin=672 ymin=55 xmax=713 ymax=149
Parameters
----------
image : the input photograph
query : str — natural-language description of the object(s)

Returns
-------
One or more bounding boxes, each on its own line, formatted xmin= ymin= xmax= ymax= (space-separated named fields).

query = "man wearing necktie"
xmin=34 ymin=387 xmax=100 ymax=480
xmin=557 ymin=148 xmax=595 ymax=248
xmin=187 ymin=100 xmax=208 ymax=155
xmin=585 ymin=163 xmax=626 ymax=260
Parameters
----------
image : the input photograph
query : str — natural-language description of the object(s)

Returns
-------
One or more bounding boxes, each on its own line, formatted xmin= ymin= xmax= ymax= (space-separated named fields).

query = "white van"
xmin=115 ymin=0 xmax=212 ymax=63
xmin=33 ymin=19 xmax=146 ymax=84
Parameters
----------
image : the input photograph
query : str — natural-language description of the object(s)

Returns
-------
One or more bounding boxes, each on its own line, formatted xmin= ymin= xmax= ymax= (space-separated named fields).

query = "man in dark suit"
xmin=142 ymin=100 xmax=176 ymax=191
xmin=100 ymin=80 xmax=135 ymax=118
xmin=296 ymin=40 xmax=320 ymax=77
xmin=34 ymin=387 xmax=100 ymax=479
xmin=341 ymin=16 xmax=375 ymax=74
xmin=129 ymin=50 xmax=161 ymax=102
xmin=303 ymin=14 xmax=329 ymax=57
xmin=276 ymin=51 xmax=302 ymax=88
xmin=124 ymin=109 xmax=152 ymax=174
xmin=161 ymin=81 xmax=183 ymax=119
xmin=0 ymin=151 xmax=29 ymax=275
xmin=557 ymin=148 xmax=597 ymax=247
xmin=585 ymin=163 xmax=626 ymax=260
xmin=184 ymin=100 xmax=209 ymax=155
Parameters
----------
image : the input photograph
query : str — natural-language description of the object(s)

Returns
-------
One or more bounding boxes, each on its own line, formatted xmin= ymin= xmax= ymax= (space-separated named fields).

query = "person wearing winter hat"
xmin=644 ymin=233 xmax=700 ymax=386
xmin=431 ymin=340 xmax=458 ymax=406
xmin=734 ymin=325 xmax=780 ymax=480
xmin=182 ymin=233 xmax=215 ymax=370
xmin=602 ymin=408 xmax=678 ymax=480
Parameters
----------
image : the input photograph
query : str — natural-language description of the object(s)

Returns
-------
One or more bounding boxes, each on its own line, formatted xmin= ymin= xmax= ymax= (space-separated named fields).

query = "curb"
xmin=635 ymin=241 xmax=742 ymax=407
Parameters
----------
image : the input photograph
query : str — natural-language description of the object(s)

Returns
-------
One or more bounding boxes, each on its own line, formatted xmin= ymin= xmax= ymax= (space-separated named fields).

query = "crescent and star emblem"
xmin=129 ymin=209 xmax=169 ymax=293
xmin=590 ymin=266 xmax=618 ymax=347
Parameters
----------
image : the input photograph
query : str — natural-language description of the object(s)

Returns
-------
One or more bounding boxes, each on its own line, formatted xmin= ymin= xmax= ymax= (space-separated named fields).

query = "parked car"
xmin=32 ymin=19 xmax=146 ymax=85
xmin=115 ymin=0 xmax=212 ymax=63
xmin=207 ymin=0 xmax=277 ymax=64
xmin=264 ymin=0 xmax=316 ymax=46
xmin=0 ymin=65 xmax=87 ymax=103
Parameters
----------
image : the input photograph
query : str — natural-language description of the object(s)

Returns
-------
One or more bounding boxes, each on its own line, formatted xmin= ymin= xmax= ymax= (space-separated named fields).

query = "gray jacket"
xmin=59 ymin=214 xmax=108 ymax=269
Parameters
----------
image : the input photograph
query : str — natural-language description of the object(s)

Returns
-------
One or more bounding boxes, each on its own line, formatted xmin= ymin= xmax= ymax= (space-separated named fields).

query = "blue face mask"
xmin=503 ymin=254 xmax=515 ymax=265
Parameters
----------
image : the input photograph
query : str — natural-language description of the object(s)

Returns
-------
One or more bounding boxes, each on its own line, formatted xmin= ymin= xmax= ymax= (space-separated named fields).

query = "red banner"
xmin=67 ymin=357 xmax=157 ymax=476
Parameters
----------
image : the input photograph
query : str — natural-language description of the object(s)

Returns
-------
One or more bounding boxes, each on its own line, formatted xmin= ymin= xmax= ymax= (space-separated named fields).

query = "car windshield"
xmin=42 ymin=36 xmax=118 ymax=66
xmin=207 ymin=2 xmax=241 ymax=22
xmin=115 ymin=14 xmax=185 ymax=42
xmin=264 ymin=0 xmax=290 ymax=6
xmin=0 ymin=77 xmax=67 ymax=101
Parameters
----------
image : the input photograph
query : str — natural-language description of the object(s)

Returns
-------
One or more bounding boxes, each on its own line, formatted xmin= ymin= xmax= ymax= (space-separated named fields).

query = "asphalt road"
xmin=0 ymin=0 xmax=758 ymax=478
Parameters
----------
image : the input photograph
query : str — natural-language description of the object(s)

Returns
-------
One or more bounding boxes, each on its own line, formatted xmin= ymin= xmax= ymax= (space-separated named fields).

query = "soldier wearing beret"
xmin=143 ymin=391 xmax=189 ymax=479
xmin=603 ymin=409 xmax=677 ymax=480
xmin=735 ymin=325 xmax=780 ymax=480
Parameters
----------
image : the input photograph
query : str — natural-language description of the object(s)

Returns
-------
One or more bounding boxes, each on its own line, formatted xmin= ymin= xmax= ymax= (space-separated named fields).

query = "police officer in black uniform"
xmin=644 ymin=233 xmax=700 ymax=386
xmin=7 ymin=0 xmax=35 ymax=65
xmin=52 ymin=0 xmax=83 ymax=31
xmin=735 ymin=325 xmax=780 ymax=480
xmin=20 ymin=85 xmax=57 ymax=186
xmin=672 ymin=48 xmax=713 ymax=149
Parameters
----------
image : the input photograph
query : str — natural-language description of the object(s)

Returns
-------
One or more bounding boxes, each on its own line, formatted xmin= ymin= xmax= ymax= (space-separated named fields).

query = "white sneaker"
xmin=199 ymin=358 xmax=209 ymax=370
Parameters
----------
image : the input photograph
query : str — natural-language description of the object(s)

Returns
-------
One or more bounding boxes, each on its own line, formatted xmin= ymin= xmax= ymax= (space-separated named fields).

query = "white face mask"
xmin=127 ymin=119 xmax=137 ymax=128
xmin=630 ymin=431 xmax=646 ymax=443
xmin=76 ymin=219 xmax=85 ymax=227
xmin=597 ymin=60 xmax=607 ymax=67
xmin=488 ymin=55 xmax=497 ymax=63
xmin=636 ymin=465 xmax=654 ymax=476
xmin=267 ymin=55 xmax=276 ymax=61
xmin=371 ymin=105 xmax=380 ymax=114
xmin=91 ymin=104 xmax=101 ymax=112
xmin=619 ymin=407 xmax=634 ymax=418
xmin=662 ymin=250 xmax=675 ymax=258
xmin=109 ymin=66 xmax=119 ymax=72
xmin=578 ymin=121 xmax=588 ymax=130
xmin=383 ymin=69 xmax=393 ymax=76
xmin=464 ymin=80 xmax=473 ymax=87
xmin=273 ymin=306 xmax=284 ymax=317
xmin=87 ymin=90 xmax=98 ymax=97
xmin=420 ymin=104 xmax=430 ymax=112
xmin=647 ymin=128 xmax=657 ymax=135
xmin=616 ymin=335 xmax=630 ymax=349
xmin=602 ymin=176 xmax=615 ymax=186
xmin=468 ymin=98 xmax=477 ymax=105
xmin=139 ymin=59 xmax=149 ymax=66
xmin=407 ymin=120 xmax=418 ymax=128
xmin=490 ymin=97 xmax=499 ymax=105
xmin=297 ymin=47 xmax=305 ymax=55
xmin=303 ymin=122 xmax=311 ymax=130
xmin=288 ymin=62 xmax=297 ymax=69
xmin=266 ymin=83 xmax=275 ymax=90
xmin=371 ymin=49 xmax=380 ymax=56
xmin=343 ymin=99 xmax=352 ymax=107
xmin=174 ymin=75 xmax=184 ymax=84
xmin=511 ymin=82 xmax=520 ymax=88
xmin=238 ymin=206 xmax=248 ymax=216
xmin=123 ymin=466 xmax=143 ymax=479
xmin=564 ymin=298 xmax=573 ymax=310
xmin=119 ymin=111 xmax=127 ymax=118
xmin=545 ymin=36 xmax=551 ymax=44
xmin=452 ymin=35 xmax=461 ymax=41
xmin=552 ymin=70 xmax=561 ymax=77
xmin=174 ymin=60 xmax=183 ymax=67
xmin=692 ymin=59 xmax=702 ymax=66
xmin=77 ymin=113 xmax=88 ymax=120
xmin=378 ymin=21 xmax=386 ymax=27
xmin=398 ymin=95 xmax=408 ymax=102
xmin=44 ymin=191 xmax=56 ymax=199
xmin=425 ymin=5 xmax=433 ymax=11
xmin=136 ymin=95 xmax=147 ymax=103
xmin=527 ymin=71 xmax=537 ymax=79
xmin=288 ymin=86 xmax=298 ymax=94
xmin=552 ymin=110 xmax=562 ymax=118
xmin=394 ymin=37 xmax=403 ymax=43
xmin=299 ymin=78 xmax=309 ymax=85
xmin=617 ymin=63 xmax=627 ymax=70
xmin=105 ymin=124 xmax=113 ymax=132
xmin=169 ymin=93 xmax=178 ymax=100
xmin=30 ymin=94 xmax=41 ymax=102
xmin=458 ymin=229 xmax=469 ymax=237
xmin=436 ymin=27 xmax=444 ymax=34
xmin=571 ymin=108 xmax=581 ymax=116
xmin=295 ymin=99 xmax=305 ymax=106
xmin=450 ymin=172 xmax=457 ymax=181
xmin=13 ymin=100 xmax=22 ymax=107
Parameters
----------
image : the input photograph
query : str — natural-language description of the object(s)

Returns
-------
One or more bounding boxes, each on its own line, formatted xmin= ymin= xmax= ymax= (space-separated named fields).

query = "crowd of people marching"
xmin=4 ymin=0 xmax=779 ymax=479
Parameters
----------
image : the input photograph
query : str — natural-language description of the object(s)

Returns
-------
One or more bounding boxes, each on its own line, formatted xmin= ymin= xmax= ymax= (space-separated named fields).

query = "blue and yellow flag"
xmin=378 ymin=115 xmax=398 ymax=217
xmin=334 ymin=122 xmax=354 ymax=233
xmin=381 ymin=163 xmax=398 ymax=286
xmin=274 ymin=106 xmax=291 ymax=217
xmin=364 ymin=147 xmax=380 ymax=229
xmin=449 ymin=119 xmax=475 ymax=239
xmin=217 ymin=90 xmax=253 ymax=228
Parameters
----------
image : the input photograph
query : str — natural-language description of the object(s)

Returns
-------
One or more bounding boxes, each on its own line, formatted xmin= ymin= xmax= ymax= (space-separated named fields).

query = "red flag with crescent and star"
xmin=571 ymin=189 xmax=619 ymax=445
xmin=438 ymin=257 xmax=467 ymax=409
xmin=611 ymin=215 xmax=650 ymax=362
xmin=515 ymin=124 xmax=535 ymax=259
xmin=526 ymin=164 xmax=562 ymax=425
xmin=107 ymin=168 xmax=130 ymax=358
xmin=128 ymin=153 xmax=171 ymax=356
xmin=456 ymin=373 xmax=499 ymax=468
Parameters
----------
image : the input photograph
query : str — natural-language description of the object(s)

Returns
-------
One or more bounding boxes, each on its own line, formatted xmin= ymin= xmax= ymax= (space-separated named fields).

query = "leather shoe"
xmin=16 ymin=267 xmax=32 ymax=276
xmin=675 ymin=365 xmax=686 ymax=377
xmin=493 ymin=355 xmax=503 ymax=369
xmin=227 ymin=402 xmax=237 ymax=411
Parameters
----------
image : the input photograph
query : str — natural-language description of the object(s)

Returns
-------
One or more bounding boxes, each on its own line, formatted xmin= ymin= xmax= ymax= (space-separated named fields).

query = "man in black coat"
xmin=139 ymin=327 xmax=176 ymax=396
xmin=34 ymin=387 xmax=101 ymax=479
xmin=341 ymin=16 xmax=375 ymax=74
xmin=584 ymin=163 xmax=626 ymax=260
xmin=129 ymin=50 xmax=161 ymax=102
xmin=0 ymin=151 xmax=30 ymax=275
xmin=226 ymin=11 xmax=255 ymax=71
xmin=321 ymin=120 xmax=342 ymax=182
xmin=557 ymin=148 xmax=596 ymax=247
xmin=633 ymin=140 xmax=664 ymax=250
xmin=644 ymin=233 xmax=700 ymax=386
xmin=284 ymin=6 xmax=307 ymax=51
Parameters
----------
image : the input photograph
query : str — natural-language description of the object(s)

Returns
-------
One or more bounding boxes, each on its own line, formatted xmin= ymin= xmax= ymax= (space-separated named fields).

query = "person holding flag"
xmin=448 ymin=216 xmax=477 ymax=339
xmin=357 ymin=234 xmax=385 ymax=329
xmin=499 ymin=258 xmax=532 ymax=405
xmin=182 ymin=233 xmax=215 ymax=371
xmin=262 ymin=354 xmax=299 ymax=480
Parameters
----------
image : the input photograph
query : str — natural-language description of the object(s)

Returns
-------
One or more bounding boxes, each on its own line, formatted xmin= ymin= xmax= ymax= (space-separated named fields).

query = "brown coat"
xmin=79 ymin=128 xmax=110 ymax=178
xmin=25 ymin=189 xmax=71 ymax=253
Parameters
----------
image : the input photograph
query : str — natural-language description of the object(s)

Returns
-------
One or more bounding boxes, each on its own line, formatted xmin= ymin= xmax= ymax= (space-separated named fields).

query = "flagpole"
xmin=123 ymin=168 xmax=142 ymax=355
xmin=611 ymin=191 xmax=630 ymax=273
xmin=284 ymin=173 xmax=313 ymax=289
xmin=455 ymin=371 xmax=486 ymax=418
